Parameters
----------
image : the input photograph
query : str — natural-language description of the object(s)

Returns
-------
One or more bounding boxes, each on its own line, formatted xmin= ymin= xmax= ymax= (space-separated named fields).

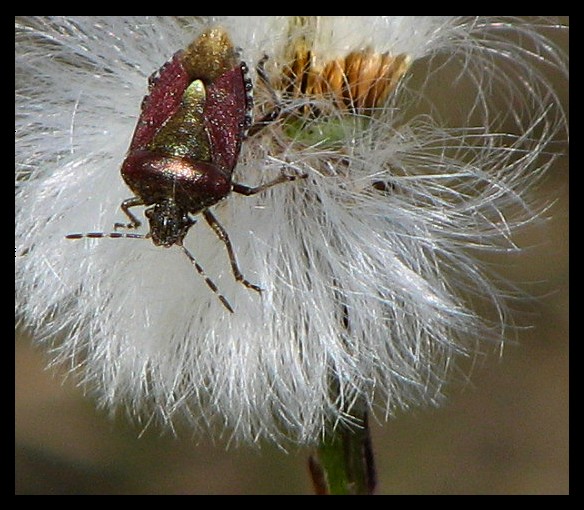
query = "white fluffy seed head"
xmin=15 ymin=16 xmax=567 ymax=445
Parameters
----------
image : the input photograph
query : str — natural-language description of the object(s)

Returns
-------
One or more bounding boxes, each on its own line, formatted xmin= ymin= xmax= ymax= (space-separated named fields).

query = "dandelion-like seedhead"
xmin=15 ymin=17 xmax=567 ymax=445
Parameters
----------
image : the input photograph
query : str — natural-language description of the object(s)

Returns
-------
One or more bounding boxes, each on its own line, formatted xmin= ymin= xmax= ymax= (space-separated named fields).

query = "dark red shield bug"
xmin=67 ymin=27 xmax=304 ymax=312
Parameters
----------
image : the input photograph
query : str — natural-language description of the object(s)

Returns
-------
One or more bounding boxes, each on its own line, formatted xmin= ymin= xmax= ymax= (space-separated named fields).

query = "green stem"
xmin=308 ymin=411 xmax=376 ymax=495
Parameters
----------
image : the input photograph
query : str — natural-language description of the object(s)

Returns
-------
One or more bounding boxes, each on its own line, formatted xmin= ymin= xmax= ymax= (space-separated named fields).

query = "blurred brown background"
xmin=15 ymin=17 xmax=568 ymax=495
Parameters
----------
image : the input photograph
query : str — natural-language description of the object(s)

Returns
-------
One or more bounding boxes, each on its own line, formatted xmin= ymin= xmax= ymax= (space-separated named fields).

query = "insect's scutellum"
xmin=66 ymin=27 xmax=305 ymax=312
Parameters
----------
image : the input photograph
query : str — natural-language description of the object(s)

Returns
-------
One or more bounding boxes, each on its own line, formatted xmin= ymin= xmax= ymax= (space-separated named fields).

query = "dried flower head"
xmin=281 ymin=17 xmax=411 ymax=112
xmin=15 ymin=16 xmax=567 ymax=445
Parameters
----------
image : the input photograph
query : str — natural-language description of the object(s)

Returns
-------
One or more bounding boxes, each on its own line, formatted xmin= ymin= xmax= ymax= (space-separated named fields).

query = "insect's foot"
xmin=114 ymin=221 xmax=140 ymax=231
xmin=241 ymin=279 xmax=263 ymax=294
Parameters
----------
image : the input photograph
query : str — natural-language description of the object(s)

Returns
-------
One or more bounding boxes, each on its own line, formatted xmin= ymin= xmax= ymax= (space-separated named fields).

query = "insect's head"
xmin=145 ymin=200 xmax=194 ymax=247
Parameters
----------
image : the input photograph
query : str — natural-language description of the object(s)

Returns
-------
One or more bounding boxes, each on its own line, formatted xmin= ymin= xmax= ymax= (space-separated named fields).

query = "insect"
xmin=67 ymin=27 xmax=304 ymax=312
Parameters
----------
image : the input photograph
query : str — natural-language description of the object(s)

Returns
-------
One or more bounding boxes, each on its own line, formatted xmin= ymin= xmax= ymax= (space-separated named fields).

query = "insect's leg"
xmin=203 ymin=210 xmax=262 ymax=294
xmin=115 ymin=196 xmax=144 ymax=230
xmin=247 ymin=55 xmax=282 ymax=137
xmin=232 ymin=172 xmax=307 ymax=196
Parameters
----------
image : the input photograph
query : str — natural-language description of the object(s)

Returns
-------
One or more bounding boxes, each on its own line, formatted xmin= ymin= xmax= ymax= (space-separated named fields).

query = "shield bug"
xmin=67 ymin=27 xmax=304 ymax=312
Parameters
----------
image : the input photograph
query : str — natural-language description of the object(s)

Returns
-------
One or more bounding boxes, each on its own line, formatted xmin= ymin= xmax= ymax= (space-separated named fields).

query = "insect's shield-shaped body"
xmin=67 ymin=27 xmax=303 ymax=311
xmin=120 ymin=28 xmax=251 ymax=247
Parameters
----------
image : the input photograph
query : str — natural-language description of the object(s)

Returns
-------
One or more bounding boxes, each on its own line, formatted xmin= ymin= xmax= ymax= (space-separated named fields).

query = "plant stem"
xmin=308 ymin=411 xmax=376 ymax=495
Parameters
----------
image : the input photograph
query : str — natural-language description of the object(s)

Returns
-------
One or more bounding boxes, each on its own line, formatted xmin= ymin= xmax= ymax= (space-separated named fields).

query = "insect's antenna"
xmin=66 ymin=232 xmax=147 ymax=240
xmin=179 ymin=245 xmax=235 ymax=314
xmin=67 ymin=232 xmax=234 ymax=312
